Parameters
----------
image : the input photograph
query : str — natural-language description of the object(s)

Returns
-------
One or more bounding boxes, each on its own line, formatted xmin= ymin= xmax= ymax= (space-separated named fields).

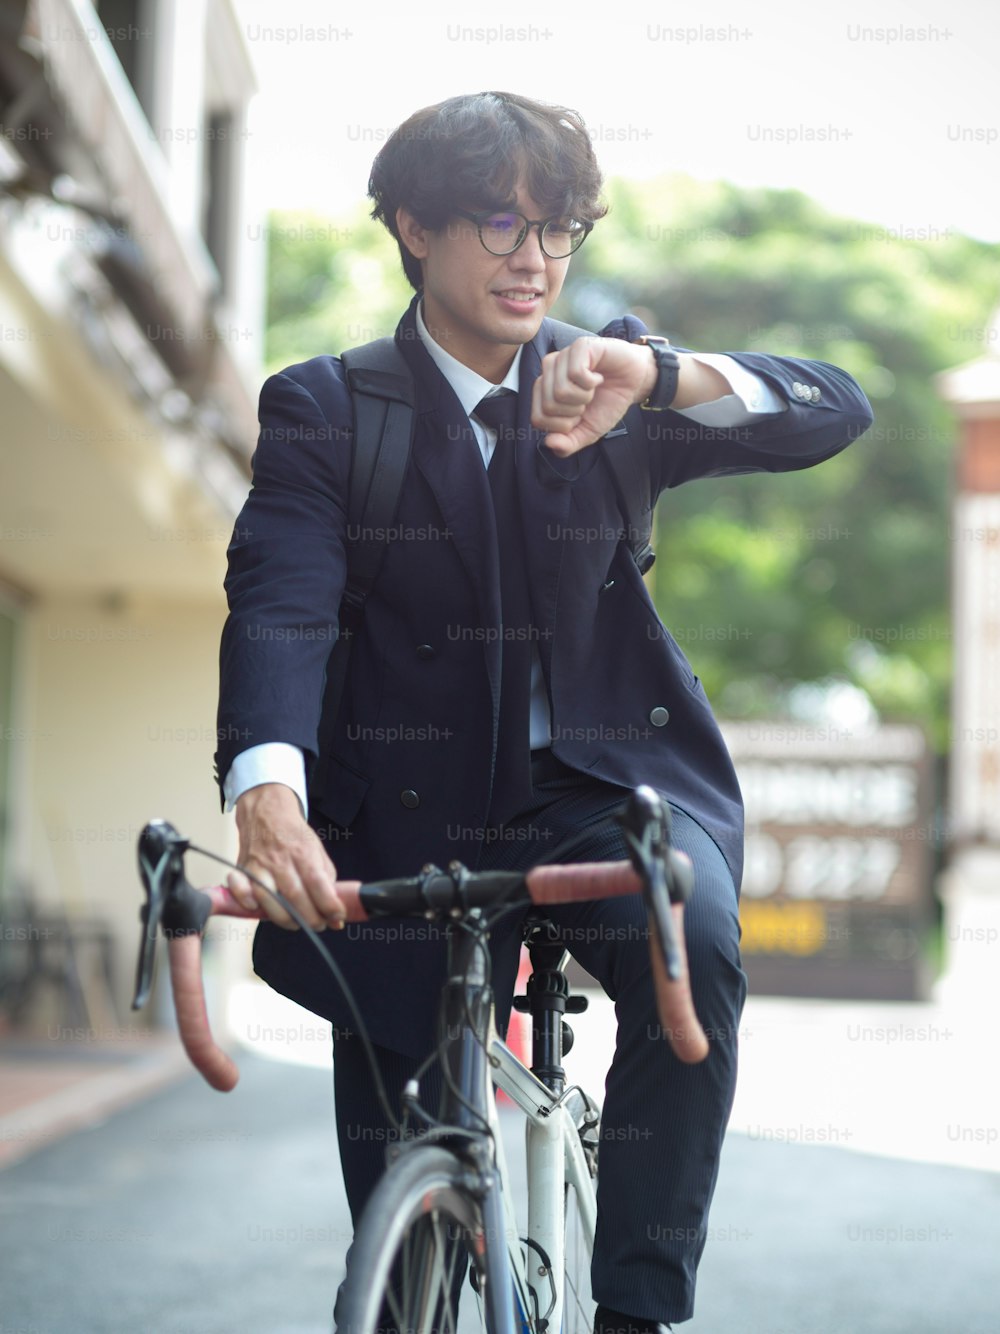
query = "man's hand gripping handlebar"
xmin=131 ymin=787 xmax=709 ymax=1092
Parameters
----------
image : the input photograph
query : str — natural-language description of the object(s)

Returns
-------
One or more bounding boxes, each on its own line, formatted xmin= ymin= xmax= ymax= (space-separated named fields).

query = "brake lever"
xmin=617 ymin=787 xmax=692 ymax=981
xmin=615 ymin=787 xmax=707 ymax=1062
xmin=132 ymin=820 xmax=213 ymax=1011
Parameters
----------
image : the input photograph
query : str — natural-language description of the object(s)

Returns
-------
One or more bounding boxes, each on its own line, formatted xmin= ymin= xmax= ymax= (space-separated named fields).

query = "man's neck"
xmin=415 ymin=300 xmax=523 ymax=407
xmin=417 ymin=300 xmax=524 ymax=386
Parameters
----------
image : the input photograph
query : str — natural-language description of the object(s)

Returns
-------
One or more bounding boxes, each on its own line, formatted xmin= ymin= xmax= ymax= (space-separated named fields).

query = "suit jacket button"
xmin=416 ymin=643 xmax=435 ymax=659
xmin=400 ymin=789 xmax=420 ymax=809
xmin=649 ymin=707 xmax=670 ymax=727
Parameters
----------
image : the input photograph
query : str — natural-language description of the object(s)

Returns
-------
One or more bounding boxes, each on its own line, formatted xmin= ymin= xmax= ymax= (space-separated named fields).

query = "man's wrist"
xmin=233 ymin=786 xmax=297 ymax=864
xmin=235 ymin=781 xmax=306 ymax=819
xmin=236 ymin=780 xmax=299 ymax=798
xmin=224 ymin=742 xmax=308 ymax=818
xmin=233 ymin=787 xmax=308 ymax=864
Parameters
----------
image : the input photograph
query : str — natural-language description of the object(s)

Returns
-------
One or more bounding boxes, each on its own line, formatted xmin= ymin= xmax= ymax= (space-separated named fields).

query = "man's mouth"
xmin=494 ymin=289 xmax=542 ymax=303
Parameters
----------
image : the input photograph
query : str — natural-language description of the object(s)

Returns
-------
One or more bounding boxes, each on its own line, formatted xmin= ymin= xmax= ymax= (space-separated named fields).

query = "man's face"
xmin=396 ymin=182 xmax=572 ymax=382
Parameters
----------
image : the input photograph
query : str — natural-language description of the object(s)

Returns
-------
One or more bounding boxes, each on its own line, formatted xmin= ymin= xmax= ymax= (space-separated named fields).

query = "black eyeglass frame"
xmin=452 ymin=207 xmax=594 ymax=259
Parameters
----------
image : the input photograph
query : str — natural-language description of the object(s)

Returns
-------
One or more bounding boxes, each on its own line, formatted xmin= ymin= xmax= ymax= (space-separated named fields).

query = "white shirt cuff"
xmin=673 ymin=353 xmax=787 ymax=428
xmin=223 ymin=742 xmax=309 ymax=818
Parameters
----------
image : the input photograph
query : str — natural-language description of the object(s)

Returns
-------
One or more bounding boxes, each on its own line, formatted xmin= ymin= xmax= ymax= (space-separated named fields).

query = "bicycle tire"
xmin=336 ymin=1145 xmax=499 ymax=1334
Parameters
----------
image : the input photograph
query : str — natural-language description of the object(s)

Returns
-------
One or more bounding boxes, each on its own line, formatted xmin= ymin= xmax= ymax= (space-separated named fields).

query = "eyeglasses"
xmin=452 ymin=208 xmax=593 ymax=259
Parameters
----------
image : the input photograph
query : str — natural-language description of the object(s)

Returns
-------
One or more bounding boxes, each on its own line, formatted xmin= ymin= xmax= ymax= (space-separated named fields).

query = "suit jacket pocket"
xmin=309 ymin=752 xmax=371 ymax=829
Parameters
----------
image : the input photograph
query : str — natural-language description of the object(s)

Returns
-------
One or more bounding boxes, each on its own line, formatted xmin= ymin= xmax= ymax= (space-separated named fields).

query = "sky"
xmin=233 ymin=0 xmax=1000 ymax=243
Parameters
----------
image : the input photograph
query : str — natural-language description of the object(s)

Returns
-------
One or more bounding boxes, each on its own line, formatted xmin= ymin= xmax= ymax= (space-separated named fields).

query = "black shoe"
xmin=594 ymin=1303 xmax=673 ymax=1334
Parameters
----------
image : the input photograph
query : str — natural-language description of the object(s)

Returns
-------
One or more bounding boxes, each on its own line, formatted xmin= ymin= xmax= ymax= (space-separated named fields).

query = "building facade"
xmin=0 ymin=0 xmax=261 ymax=1032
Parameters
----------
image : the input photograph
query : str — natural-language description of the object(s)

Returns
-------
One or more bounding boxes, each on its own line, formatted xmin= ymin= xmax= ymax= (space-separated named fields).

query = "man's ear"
xmin=396 ymin=206 xmax=430 ymax=260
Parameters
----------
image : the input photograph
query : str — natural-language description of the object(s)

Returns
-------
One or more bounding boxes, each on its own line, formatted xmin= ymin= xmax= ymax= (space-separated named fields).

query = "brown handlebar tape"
xmin=178 ymin=868 xmax=708 ymax=1090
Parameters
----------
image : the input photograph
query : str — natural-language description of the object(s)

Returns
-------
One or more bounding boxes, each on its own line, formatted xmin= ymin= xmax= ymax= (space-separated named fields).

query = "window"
xmin=201 ymin=108 xmax=234 ymax=296
xmin=95 ymin=0 xmax=155 ymax=123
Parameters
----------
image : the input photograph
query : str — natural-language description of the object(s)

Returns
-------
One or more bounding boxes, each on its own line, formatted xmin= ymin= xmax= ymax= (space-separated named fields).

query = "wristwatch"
xmin=635 ymin=335 xmax=680 ymax=410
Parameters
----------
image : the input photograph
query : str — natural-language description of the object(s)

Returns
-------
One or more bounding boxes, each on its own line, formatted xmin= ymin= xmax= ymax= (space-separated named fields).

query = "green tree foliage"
xmin=560 ymin=178 xmax=999 ymax=748
xmin=264 ymin=206 xmax=412 ymax=371
xmin=262 ymin=179 xmax=1000 ymax=750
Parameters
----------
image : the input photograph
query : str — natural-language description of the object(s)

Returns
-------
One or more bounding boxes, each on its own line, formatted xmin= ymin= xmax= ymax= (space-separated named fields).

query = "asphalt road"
xmin=2 ymin=1053 xmax=997 ymax=1333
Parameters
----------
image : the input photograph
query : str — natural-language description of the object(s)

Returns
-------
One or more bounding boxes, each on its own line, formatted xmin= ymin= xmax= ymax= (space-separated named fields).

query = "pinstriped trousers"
xmin=332 ymin=774 xmax=747 ymax=1325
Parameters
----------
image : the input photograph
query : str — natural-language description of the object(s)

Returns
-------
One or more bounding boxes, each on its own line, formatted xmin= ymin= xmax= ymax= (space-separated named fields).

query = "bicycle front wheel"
xmin=337 ymin=1145 xmax=507 ymax=1334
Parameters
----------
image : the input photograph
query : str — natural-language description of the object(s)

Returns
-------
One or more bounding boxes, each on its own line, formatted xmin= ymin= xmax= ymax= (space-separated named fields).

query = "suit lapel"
xmin=393 ymin=308 xmax=582 ymax=707
xmin=395 ymin=310 xmax=504 ymax=721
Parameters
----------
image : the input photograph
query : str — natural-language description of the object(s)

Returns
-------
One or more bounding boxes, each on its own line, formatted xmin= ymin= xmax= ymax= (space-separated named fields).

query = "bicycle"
xmin=131 ymin=786 xmax=708 ymax=1334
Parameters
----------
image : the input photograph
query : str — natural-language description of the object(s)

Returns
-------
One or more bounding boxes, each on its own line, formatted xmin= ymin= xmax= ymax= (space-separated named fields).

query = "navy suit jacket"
xmin=216 ymin=298 xmax=872 ymax=1054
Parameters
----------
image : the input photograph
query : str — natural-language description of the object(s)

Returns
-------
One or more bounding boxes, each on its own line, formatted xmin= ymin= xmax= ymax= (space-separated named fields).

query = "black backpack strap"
xmin=339 ymin=339 xmax=416 ymax=622
xmin=544 ymin=318 xmax=655 ymax=575
xmin=312 ymin=338 xmax=415 ymax=795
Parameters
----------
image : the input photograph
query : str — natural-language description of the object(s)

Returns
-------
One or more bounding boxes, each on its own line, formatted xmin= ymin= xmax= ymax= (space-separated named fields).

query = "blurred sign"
xmin=721 ymin=723 xmax=934 ymax=1000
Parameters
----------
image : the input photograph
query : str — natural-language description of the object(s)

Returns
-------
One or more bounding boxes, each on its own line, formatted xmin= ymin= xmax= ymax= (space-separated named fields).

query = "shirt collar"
xmin=415 ymin=299 xmax=522 ymax=417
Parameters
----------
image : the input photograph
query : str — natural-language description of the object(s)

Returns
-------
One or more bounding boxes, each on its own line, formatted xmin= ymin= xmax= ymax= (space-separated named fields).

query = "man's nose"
xmin=509 ymin=224 xmax=547 ymax=270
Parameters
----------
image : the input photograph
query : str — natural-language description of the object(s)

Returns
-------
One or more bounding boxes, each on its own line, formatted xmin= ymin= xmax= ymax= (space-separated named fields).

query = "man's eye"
xmin=484 ymin=214 xmax=519 ymax=232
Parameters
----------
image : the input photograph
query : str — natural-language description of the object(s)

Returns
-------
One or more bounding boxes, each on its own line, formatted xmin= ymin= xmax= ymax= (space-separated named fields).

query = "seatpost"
xmin=513 ymin=918 xmax=588 ymax=1096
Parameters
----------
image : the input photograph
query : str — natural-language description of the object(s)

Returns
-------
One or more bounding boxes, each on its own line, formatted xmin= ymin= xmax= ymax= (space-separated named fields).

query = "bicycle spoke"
xmin=362 ymin=1193 xmax=481 ymax=1334
xmin=431 ymin=1211 xmax=459 ymax=1334
xmin=336 ymin=1112 xmax=599 ymax=1334
xmin=563 ymin=1180 xmax=596 ymax=1334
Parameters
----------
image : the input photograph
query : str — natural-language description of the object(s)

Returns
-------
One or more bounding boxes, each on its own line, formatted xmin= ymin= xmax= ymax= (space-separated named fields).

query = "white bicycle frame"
xmin=485 ymin=1023 xmax=599 ymax=1334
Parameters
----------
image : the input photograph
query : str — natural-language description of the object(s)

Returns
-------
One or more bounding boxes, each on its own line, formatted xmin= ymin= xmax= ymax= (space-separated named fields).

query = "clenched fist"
xmin=531 ymin=337 xmax=731 ymax=456
xmin=530 ymin=337 xmax=657 ymax=457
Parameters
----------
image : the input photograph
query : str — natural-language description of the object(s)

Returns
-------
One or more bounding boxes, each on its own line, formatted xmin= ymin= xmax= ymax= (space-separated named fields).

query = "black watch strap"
xmin=636 ymin=335 xmax=680 ymax=410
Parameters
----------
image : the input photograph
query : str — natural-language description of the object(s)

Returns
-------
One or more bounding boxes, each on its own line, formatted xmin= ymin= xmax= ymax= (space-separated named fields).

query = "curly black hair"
xmin=368 ymin=91 xmax=608 ymax=290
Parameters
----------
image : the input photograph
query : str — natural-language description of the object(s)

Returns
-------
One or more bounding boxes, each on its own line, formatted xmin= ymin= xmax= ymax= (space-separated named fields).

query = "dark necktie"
xmin=474 ymin=391 xmax=535 ymax=824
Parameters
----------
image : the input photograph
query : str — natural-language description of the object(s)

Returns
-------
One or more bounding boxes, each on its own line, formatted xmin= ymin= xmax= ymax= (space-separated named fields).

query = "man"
xmin=216 ymin=91 xmax=872 ymax=1329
